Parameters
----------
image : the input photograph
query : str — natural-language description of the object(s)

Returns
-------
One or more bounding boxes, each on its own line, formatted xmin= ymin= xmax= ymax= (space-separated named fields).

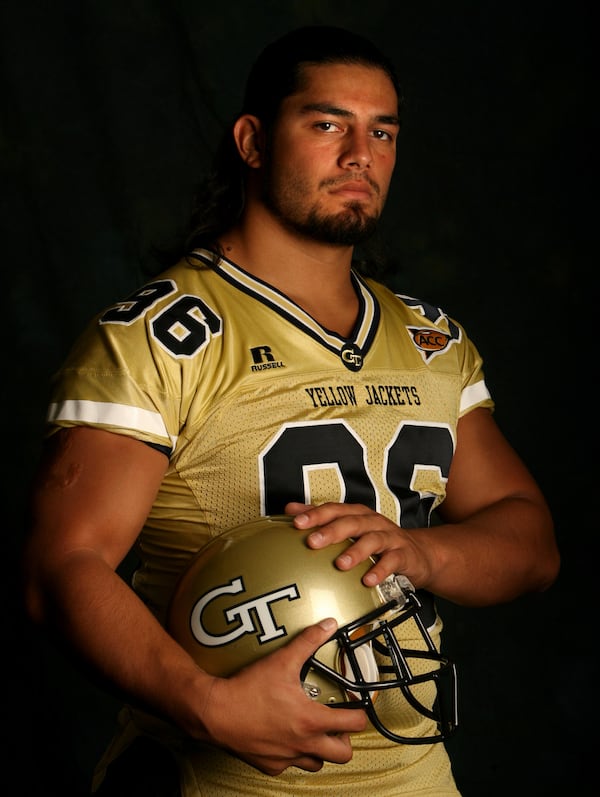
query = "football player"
xmin=22 ymin=25 xmax=559 ymax=797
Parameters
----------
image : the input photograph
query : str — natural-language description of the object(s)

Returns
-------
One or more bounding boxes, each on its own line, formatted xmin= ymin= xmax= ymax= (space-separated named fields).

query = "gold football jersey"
xmin=50 ymin=250 xmax=492 ymax=795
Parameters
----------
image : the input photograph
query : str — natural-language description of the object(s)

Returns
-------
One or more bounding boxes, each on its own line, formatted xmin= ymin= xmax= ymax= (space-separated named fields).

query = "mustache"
xmin=319 ymin=174 xmax=381 ymax=195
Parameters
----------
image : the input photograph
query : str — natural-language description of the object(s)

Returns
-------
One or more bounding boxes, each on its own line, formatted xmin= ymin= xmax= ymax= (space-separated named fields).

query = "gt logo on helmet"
xmin=190 ymin=576 xmax=301 ymax=646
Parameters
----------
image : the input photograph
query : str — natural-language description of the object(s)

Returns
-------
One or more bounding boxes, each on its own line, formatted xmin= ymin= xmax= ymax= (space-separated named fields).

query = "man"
xmin=22 ymin=25 xmax=560 ymax=796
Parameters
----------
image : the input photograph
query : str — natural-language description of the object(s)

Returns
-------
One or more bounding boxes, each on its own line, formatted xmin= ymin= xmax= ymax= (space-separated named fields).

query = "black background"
xmin=2 ymin=1 xmax=593 ymax=794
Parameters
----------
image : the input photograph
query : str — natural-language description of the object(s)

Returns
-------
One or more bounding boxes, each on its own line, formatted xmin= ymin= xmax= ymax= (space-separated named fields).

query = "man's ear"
xmin=232 ymin=114 xmax=264 ymax=168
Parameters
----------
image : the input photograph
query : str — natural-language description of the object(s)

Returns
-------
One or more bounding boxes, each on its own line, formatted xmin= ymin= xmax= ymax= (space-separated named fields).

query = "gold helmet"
xmin=167 ymin=515 xmax=457 ymax=744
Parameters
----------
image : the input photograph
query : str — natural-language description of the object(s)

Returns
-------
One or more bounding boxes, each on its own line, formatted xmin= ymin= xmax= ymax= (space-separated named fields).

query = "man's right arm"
xmin=22 ymin=426 xmax=365 ymax=775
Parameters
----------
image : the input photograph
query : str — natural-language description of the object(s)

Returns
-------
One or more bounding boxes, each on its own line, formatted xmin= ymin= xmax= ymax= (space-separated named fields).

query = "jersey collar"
xmin=191 ymin=249 xmax=380 ymax=369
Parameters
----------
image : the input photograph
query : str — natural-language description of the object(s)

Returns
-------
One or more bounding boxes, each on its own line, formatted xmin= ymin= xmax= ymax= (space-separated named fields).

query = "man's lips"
xmin=322 ymin=176 xmax=380 ymax=199
xmin=331 ymin=183 xmax=373 ymax=198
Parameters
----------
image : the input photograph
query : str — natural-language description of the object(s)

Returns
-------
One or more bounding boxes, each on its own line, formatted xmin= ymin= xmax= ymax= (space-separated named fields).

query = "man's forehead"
xmin=289 ymin=62 xmax=400 ymax=116
xmin=297 ymin=60 xmax=396 ymax=87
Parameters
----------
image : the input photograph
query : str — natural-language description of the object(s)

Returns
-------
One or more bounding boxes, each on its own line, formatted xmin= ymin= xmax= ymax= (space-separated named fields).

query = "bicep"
xmin=439 ymin=407 xmax=547 ymax=523
xmin=26 ymin=426 xmax=168 ymax=569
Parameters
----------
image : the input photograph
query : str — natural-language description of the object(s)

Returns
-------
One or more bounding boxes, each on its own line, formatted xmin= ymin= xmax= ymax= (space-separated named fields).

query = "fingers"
xmin=254 ymin=733 xmax=356 ymax=776
xmin=202 ymin=614 xmax=367 ymax=777
xmin=280 ymin=619 xmax=368 ymax=736
xmin=287 ymin=755 xmax=325 ymax=773
xmin=290 ymin=502 xmax=419 ymax=587
xmin=292 ymin=502 xmax=390 ymax=554
xmin=284 ymin=501 xmax=314 ymax=515
xmin=279 ymin=733 xmax=357 ymax=772
xmin=292 ymin=501 xmax=370 ymax=533
xmin=289 ymin=616 xmax=338 ymax=657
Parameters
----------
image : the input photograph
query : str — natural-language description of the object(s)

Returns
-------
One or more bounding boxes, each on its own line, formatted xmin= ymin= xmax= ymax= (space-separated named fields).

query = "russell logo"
xmin=250 ymin=345 xmax=285 ymax=372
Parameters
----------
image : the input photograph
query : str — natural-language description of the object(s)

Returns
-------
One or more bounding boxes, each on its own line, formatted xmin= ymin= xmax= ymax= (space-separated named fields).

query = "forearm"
xmin=291 ymin=490 xmax=559 ymax=608
xmin=411 ymin=494 xmax=558 ymax=606
xmin=25 ymin=549 xmax=214 ymax=740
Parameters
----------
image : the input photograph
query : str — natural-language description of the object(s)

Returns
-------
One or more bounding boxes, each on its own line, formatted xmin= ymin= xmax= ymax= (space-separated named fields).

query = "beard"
xmin=294 ymin=203 xmax=379 ymax=244
xmin=261 ymin=169 xmax=383 ymax=245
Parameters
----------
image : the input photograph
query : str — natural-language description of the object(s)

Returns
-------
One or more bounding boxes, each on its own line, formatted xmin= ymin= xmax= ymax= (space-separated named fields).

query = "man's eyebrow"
xmin=300 ymin=102 xmax=400 ymax=126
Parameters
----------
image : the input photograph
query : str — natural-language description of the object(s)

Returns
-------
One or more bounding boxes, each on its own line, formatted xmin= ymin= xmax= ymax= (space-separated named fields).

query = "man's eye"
xmin=315 ymin=122 xmax=338 ymax=132
xmin=373 ymin=130 xmax=393 ymax=141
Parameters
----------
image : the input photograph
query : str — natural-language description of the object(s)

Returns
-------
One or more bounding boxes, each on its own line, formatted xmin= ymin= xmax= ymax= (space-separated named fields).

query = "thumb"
xmin=286 ymin=617 xmax=338 ymax=665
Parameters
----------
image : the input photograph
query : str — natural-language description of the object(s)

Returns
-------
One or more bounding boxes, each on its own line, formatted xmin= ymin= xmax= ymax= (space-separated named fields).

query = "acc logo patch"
xmin=407 ymin=327 xmax=459 ymax=362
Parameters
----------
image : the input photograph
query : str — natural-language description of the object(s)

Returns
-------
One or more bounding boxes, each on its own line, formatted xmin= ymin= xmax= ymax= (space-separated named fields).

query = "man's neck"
xmin=218 ymin=208 xmax=360 ymax=337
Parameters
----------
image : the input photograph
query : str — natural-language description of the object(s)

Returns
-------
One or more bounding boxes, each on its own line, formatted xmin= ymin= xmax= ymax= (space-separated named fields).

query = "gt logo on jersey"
xmin=340 ymin=342 xmax=363 ymax=372
xmin=189 ymin=577 xmax=300 ymax=647
xmin=407 ymin=327 xmax=459 ymax=362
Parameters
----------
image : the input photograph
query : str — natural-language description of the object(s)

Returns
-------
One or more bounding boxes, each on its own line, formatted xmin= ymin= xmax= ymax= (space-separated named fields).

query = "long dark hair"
xmin=182 ymin=26 xmax=403 ymax=272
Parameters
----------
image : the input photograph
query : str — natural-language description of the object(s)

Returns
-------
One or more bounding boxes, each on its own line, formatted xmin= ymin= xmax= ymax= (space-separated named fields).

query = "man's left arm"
xmin=288 ymin=407 xmax=560 ymax=606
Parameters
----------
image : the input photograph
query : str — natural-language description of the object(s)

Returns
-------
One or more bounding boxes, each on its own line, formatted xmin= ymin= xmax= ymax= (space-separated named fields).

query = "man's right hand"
xmin=197 ymin=617 xmax=367 ymax=775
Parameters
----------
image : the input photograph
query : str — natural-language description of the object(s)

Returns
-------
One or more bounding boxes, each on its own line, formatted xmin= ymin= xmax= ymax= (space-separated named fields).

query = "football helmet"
xmin=167 ymin=515 xmax=457 ymax=744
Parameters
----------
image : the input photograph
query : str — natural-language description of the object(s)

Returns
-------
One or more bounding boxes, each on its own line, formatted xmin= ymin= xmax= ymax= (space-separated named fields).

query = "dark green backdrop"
xmin=2 ymin=1 xmax=592 ymax=795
